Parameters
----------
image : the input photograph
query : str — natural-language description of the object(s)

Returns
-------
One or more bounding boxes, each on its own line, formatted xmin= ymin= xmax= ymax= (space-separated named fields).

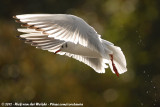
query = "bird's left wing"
xmin=14 ymin=14 xmax=105 ymax=56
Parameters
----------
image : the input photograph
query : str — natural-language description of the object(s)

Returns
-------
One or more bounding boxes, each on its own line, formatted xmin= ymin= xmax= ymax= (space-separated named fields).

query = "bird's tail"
xmin=102 ymin=40 xmax=127 ymax=76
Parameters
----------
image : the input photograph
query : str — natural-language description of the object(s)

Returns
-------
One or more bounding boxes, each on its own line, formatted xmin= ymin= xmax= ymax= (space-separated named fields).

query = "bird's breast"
xmin=61 ymin=42 xmax=102 ymax=58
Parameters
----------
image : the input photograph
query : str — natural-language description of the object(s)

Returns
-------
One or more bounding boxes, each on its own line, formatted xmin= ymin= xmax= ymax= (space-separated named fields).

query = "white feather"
xmin=15 ymin=14 xmax=105 ymax=56
xmin=63 ymin=53 xmax=108 ymax=73
xmin=14 ymin=14 xmax=127 ymax=76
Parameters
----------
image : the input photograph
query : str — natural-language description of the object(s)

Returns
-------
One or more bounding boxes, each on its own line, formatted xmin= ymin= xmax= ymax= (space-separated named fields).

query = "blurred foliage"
xmin=0 ymin=0 xmax=160 ymax=107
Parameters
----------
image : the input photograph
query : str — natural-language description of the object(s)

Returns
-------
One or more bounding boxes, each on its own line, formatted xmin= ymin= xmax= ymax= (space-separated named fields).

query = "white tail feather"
xmin=102 ymin=39 xmax=127 ymax=75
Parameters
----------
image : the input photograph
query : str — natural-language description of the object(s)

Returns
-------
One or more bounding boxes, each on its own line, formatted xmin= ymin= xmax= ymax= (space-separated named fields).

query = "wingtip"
xmin=13 ymin=15 xmax=17 ymax=19
xmin=25 ymin=40 xmax=32 ymax=44
xmin=13 ymin=16 xmax=22 ymax=23
xmin=19 ymin=38 xmax=26 ymax=40
xmin=15 ymin=19 xmax=21 ymax=23
xmin=21 ymin=23 xmax=29 ymax=27
xmin=31 ymin=43 xmax=38 ymax=46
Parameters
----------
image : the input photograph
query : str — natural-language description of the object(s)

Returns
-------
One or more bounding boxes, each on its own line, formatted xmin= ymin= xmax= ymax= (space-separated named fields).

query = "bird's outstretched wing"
xmin=63 ymin=52 xmax=108 ymax=73
xmin=14 ymin=14 xmax=105 ymax=56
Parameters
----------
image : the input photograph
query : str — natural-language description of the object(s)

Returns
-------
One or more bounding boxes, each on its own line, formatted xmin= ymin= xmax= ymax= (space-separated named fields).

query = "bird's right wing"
xmin=62 ymin=52 xmax=108 ymax=73
xmin=17 ymin=28 xmax=66 ymax=53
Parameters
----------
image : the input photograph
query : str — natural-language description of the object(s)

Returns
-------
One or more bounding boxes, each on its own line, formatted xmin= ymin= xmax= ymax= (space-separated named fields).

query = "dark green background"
xmin=0 ymin=0 xmax=160 ymax=107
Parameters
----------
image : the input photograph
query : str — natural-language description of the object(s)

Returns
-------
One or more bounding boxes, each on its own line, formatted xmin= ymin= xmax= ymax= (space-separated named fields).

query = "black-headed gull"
xmin=13 ymin=14 xmax=127 ymax=76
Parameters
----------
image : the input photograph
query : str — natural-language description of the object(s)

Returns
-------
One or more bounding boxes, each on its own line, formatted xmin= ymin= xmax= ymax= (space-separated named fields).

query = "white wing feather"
xmin=14 ymin=14 xmax=127 ymax=75
xmin=60 ymin=52 xmax=108 ymax=73
xmin=15 ymin=14 xmax=105 ymax=57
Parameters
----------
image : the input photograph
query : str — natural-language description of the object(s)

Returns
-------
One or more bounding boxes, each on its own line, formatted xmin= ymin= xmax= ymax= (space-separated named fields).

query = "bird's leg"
xmin=54 ymin=50 xmax=61 ymax=54
xmin=109 ymin=54 xmax=119 ymax=77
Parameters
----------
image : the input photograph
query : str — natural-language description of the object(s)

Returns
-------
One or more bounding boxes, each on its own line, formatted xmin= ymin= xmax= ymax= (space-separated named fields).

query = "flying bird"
xmin=13 ymin=14 xmax=127 ymax=76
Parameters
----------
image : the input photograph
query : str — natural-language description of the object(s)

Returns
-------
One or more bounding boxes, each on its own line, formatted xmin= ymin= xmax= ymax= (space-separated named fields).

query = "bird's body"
xmin=13 ymin=14 xmax=127 ymax=76
xmin=60 ymin=42 xmax=102 ymax=58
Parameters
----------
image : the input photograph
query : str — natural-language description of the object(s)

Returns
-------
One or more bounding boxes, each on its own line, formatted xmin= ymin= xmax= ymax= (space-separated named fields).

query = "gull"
xmin=13 ymin=14 xmax=127 ymax=76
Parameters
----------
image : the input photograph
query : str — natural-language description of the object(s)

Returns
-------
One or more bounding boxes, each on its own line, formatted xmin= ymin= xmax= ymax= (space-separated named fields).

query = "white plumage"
xmin=13 ymin=14 xmax=127 ymax=76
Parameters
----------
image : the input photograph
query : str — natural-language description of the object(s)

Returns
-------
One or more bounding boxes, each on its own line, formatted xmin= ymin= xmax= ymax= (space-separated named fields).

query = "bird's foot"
xmin=55 ymin=50 xmax=61 ymax=54
xmin=109 ymin=54 xmax=119 ymax=77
